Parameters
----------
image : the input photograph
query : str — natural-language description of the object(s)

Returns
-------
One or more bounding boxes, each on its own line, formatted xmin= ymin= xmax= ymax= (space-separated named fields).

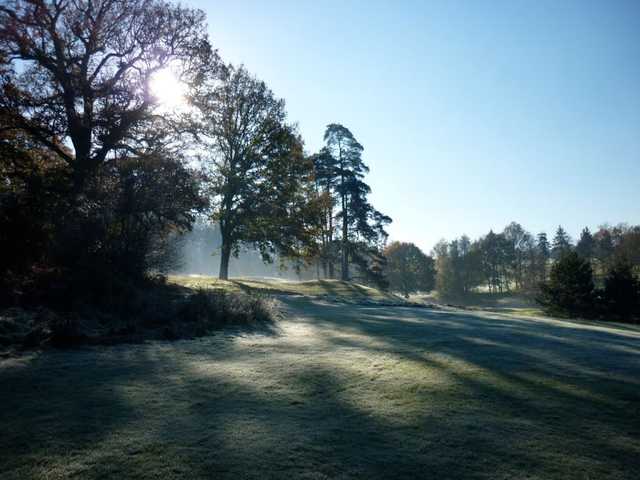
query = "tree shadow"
xmin=2 ymin=298 xmax=639 ymax=478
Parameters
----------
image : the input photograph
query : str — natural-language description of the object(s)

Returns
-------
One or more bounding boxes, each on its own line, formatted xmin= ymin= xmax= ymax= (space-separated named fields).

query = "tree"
xmin=576 ymin=227 xmax=595 ymax=260
xmin=0 ymin=0 xmax=211 ymax=197
xmin=324 ymin=123 xmax=365 ymax=280
xmin=536 ymin=232 xmax=550 ymax=282
xmin=617 ymin=226 xmax=640 ymax=268
xmin=314 ymin=123 xmax=390 ymax=281
xmin=0 ymin=0 xmax=212 ymax=291
xmin=594 ymin=227 xmax=615 ymax=272
xmin=0 ymin=128 xmax=69 ymax=291
xmin=602 ymin=260 xmax=640 ymax=320
xmin=519 ymin=232 xmax=539 ymax=291
xmin=538 ymin=251 xmax=595 ymax=317
xmin=552 ymin=226 xmax=572 ymax=259
xmin=194 ymin=65 xmax=320 ymax=279
xmin=503 ymin=221 xmax=532 ymax=290
xmin=458 ymin=235 xmax=483 ymax=294
xmin=432 ymin=236 xmax=482 ymax=299
xmin=351 ymin=243 xmax=389 ymax=290
xmin=478 ymin=230 xmax=509 ymax=294
xmin=310 ymin=148 xmax=339 ymax=278
xmin=384 ymin=242 xmax=435 ymax=297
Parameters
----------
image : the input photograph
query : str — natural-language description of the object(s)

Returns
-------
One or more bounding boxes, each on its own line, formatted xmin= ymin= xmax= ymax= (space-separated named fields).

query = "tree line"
xmin=420 ymin=222 xmax=639 ymax=321
xmin=0 ymin=0 xmax=390 ymax=310
xmin=431 ymin=222 xmax=640 ymax=298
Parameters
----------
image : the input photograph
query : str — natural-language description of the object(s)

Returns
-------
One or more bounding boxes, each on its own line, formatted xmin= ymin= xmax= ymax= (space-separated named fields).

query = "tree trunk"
xmin=219 ymin=239 xmax=231 ymax=280
xmin=341 ymin=192 xmax=349 ymax=281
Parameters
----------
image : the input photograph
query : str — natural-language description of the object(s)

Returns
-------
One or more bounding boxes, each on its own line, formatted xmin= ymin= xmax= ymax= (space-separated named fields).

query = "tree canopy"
xmin=384 ymin=241 xmax=435 ymax=297
xmin=192 ymin=65 xmax=321 ymax=279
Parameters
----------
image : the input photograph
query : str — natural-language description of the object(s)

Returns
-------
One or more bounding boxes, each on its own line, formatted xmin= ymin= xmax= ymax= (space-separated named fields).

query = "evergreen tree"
xmin=576 ymin=227 xmax=595 ymax=260
xmin=310 ymin=148 xmax=339 ymax=277
xmin=536 ymin=232 xmax=551 ymax=282
xmin=538 ymin=251 xmax=595 ymax=317
xmin=552 ymin=226 xmax=572 ymax=259
xmin=602 ymin=260 xmax=640 ymax=319
xmin=317 ymin=124 xmax=391 ymax=280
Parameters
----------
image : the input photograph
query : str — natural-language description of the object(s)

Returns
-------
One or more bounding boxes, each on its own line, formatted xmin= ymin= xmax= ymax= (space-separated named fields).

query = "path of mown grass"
xmin=1 ymin=293 xmax=639 ymax=479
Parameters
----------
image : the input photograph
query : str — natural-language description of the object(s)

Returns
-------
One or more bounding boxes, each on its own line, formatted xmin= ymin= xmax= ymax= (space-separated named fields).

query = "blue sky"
xmin=191 ymin=0 xmax=640 ymax=252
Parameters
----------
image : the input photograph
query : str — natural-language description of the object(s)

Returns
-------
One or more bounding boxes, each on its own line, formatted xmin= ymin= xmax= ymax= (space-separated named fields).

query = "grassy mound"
xmin=169 ymin=276 xmax=407 ymax=304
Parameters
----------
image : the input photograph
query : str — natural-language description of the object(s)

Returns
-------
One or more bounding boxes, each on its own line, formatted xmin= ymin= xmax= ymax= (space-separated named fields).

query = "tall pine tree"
xmin=315 ymin=124 xmax=390 ymax=281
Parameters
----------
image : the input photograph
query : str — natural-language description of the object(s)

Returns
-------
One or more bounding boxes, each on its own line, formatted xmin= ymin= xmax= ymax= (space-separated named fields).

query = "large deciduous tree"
xmin=0 ymin=1 xmax=212 ymax=298
xmin=384 ymin=241 xmax=435 ymax=297
xmin=0 ymin=0 xmax=212 ymax=196
xmin=194 ymin=65 xmax=320 ymax=279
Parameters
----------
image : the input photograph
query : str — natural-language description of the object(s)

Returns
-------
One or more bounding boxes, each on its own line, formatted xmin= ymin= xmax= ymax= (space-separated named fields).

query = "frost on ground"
xmin=1 ymin=297 xmax=639 ymax=479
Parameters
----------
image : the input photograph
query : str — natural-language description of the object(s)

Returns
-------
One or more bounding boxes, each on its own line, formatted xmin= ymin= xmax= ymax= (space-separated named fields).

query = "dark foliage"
xmin=309 ymin=124 xmax=391 ymax=283
xmin=193 ymin=65 xmax=321 ymax=280
xmin=0 ymin=0 xmax=212 ymax=305
xmin=0 ymin=278 xmax=279 ymax=350
xmin=537 ymin=251 xmax=595 ymax=317
xmin=601 ymin=260 xmax=640 ymax=321
xmin=384 ymin=241 xmax=435 ymax=297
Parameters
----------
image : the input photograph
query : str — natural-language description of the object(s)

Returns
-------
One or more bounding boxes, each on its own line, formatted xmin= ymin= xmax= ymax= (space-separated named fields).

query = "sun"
xmin=150 ymin=69 xmax=187 ymax=110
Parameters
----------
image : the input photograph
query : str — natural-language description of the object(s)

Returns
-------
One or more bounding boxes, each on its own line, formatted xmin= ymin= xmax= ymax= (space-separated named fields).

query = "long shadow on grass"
xmin=280 ymin=298 xmax=640 ymax=475
xmin=2 ymin=299 xmax=639 ymax=479
xmin=135 ymin=300 xmax=640 ymax=478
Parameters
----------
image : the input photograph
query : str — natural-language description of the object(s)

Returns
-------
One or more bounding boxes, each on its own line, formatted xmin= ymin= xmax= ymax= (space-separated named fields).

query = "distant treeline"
xmin=423 ymin=222 xmax=640 ymax=322
xmin=432 ymin=222 xmax=640 ymax=299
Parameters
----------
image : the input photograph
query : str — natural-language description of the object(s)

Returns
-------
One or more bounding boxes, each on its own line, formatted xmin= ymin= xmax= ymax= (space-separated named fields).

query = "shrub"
xmin=537 ymin=251 xmax=596 ymax=317
xmin=179 ymin=289 xmax=279 ymax=330
xmin=1 ymin=280 xmax=280 ymax=350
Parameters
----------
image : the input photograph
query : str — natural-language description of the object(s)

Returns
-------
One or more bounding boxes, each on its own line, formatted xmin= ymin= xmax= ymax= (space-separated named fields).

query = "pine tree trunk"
xmin=341 ymin=188 xmax=349 ymax=281
xmin=341 ymin=214 xmax=349 ymax=280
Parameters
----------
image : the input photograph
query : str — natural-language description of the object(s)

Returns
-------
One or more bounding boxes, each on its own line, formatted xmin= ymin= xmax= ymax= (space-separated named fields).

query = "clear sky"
xmin=191 ymin=0 xmax=640 ymax=253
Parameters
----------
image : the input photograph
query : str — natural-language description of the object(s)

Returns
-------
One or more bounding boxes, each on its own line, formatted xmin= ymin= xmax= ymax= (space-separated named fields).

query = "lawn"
xmin=1 ymin=288 xmax=639 ymax=479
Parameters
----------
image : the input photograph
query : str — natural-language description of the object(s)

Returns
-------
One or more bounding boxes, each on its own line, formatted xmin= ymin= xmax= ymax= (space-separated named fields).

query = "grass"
xmin=416 ymin=290 xmax=546 ymax=317
xmin=1 ymin=294 xmax=639 ymax=479
xmin=169 ymin=275 xmax=406 ymax=304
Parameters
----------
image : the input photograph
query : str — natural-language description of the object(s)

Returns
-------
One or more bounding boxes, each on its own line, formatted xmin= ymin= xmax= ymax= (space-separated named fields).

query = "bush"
xmin=537 ymin=251 xmax=596 ymax=317
xmin=0 ymin=282 xmax=280 ymax=350
xmin=601 ymin=260 xmax=640 ymax=321
xmin=179 ymin=289 xmax=279 ymax=330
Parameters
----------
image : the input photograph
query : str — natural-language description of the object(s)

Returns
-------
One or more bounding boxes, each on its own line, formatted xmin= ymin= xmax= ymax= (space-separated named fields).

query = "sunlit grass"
xmin=2 ymin=296 xmax=639 ymax=479
xmin=168 ymin=275 xmax=405 ymax=303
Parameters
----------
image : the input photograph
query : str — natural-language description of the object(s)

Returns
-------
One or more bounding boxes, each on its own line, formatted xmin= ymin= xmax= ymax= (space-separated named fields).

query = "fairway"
xmin=2 ymin=296 xmax=639 ymax=479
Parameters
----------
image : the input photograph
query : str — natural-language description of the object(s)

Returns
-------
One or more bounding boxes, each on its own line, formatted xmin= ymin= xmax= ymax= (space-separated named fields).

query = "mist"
xmin=173 ymin=224 xmax=316 ymax=280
